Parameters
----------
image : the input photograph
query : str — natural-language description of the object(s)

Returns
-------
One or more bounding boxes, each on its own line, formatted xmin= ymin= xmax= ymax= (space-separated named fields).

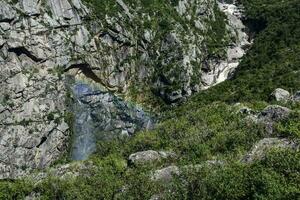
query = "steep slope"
xmin=0 ymin=0 xmax=247 ymax=179
xmin=0 ymin=0 xmax=299 ymax=199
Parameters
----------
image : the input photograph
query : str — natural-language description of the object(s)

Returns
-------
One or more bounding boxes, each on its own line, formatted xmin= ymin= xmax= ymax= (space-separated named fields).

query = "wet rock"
xmin=71 ymin=83 xmax=155 ymax=160
xmin=271 ymin=88 xmax=290 ymax=102
xmin=242 ymin=138 xmax=299 ymax=163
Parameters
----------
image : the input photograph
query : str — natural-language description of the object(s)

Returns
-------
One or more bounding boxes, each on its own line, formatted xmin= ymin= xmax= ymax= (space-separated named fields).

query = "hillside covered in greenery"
xmin=1 ymin=0 xmax=300 ymax=199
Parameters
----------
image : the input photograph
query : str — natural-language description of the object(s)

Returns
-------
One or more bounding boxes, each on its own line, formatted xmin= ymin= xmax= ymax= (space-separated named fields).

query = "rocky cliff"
xmin=0 ymin=0 xmax=249 ymax=179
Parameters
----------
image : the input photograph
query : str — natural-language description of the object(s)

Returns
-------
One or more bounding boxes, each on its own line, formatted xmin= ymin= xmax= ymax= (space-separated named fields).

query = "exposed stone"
xmin=271 ymin=88 xmax=290 ymax=102
xmin=128 ymin=150 xmax=175 ymax=166
xmin=20 ymin=0 xmax=40 ymax=16
xmin=0 ymin=1 xmax=17 ymax=22
xmin=151 ymin=166 xmax=180 ymax=182
xmin=258 ymin=105 xmax=291 ymax=123
xmin=242 ymin=138 xmax=299 ymax=163
xmin=129 ymin=150 xmax=161 ymax=165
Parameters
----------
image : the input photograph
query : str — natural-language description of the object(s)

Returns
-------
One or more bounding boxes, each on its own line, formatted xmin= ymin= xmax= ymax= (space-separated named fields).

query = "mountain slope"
xmin=0 ymin=0 xmax=300 ymax=199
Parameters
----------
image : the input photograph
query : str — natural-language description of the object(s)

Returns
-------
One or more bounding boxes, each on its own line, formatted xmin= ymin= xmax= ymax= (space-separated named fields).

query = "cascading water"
xmin=71 ymin=83 xmax=97 ymax=160
xmin=70 ymin=81 xmax=154 ymax=161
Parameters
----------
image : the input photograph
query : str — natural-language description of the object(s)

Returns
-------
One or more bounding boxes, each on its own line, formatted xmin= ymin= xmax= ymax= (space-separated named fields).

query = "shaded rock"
xmin=258 ymin=105 xmax=291 ymax=123
xmin=271 ymin=88 xmax=290 ymax=102
xmin=242 ymin=138 xmax=299 ymax=163
xmin=257 ymin=105 xmax=291 ymax=134
xmin=234 ymin=103 xmax=255 ymax=115
xmin=292 ymin=91 xmax=300 ymax=102
xmin=243 ymin=105 xmax=292 ymax=135
xmin=151 ymin=166 xmax=180 ymax=182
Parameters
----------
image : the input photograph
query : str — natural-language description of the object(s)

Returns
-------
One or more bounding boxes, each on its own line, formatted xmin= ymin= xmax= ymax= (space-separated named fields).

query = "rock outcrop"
xmin=129 ymin=150 xmax=176 ymax=166
xmin=245 ymin=105 xmax=291 ymax=135
xmin=242 ymin=138 xmax=299 ymax=163
xmin=271 ymin=88 xmax=290 ymax=102
xmin=151 ymin=165 xmax=180 ymax=182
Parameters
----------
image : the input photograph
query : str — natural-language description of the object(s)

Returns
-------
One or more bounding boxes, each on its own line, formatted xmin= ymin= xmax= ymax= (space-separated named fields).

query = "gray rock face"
xmin=0 ymin=1 xmax=16 ymax=22
xmin=20 ymin=0 xmax=40 ymax=16
xmin=129 ymin=150 xmax=176 ymax=166
xmin=271 ymin=88 xmax=290 ymax=102
xmin=200 ymin=1 xmax=250 ymax=90
xmin=242 ymin=138 xmax=299 ymax=163
xmin=0 ymin=0 xmax=90 ymax=179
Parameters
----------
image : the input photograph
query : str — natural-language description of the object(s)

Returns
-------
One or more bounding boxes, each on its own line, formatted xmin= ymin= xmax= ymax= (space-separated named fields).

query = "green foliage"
xmin=276 ymin=111 xmax=300 ymax=138
xmin=0 ymin=180 xmax=33 ymax=200
xmin=168 ymin=149 xmax=300 ymax=200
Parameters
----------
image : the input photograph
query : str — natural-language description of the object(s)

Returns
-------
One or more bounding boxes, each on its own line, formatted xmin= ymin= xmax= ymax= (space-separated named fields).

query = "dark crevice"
xmin=8 ymin=47 xmax=44 ymax=62
xmin=0 ymin=18 xmax=13 ymax=23
xmin=65 ymin=63 xmax=104 ymax=84
xmin=36 ymin=136 xmax=47 ymax=148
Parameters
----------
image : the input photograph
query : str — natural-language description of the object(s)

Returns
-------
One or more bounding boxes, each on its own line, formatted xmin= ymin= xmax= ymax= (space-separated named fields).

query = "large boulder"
xmin=271 ymin=88 xmax=290 ymax=102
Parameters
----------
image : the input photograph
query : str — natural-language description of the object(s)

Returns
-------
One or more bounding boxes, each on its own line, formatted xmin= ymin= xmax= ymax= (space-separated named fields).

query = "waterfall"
xmin=70 ymin=81 xmax=154 ymax=161
xmin=71 ymin=83 xmax=96 ymax=160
